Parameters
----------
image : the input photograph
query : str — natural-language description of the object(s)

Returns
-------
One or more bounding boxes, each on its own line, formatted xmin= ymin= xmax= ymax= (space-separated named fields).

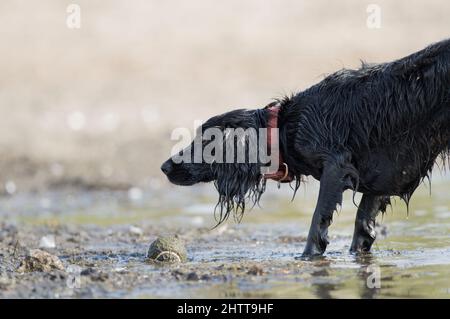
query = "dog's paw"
xmin=302 ymin=237 xmax=327 ymax=257
xmin=350 ymin=220 xmax=376 ymax=253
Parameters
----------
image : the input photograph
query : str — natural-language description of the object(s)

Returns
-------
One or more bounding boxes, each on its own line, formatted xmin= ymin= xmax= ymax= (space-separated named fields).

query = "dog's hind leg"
xmin=302 ymin=155 xmax=358 ymax=257
xmin=350 ymin=194 xmax=388 ymax=253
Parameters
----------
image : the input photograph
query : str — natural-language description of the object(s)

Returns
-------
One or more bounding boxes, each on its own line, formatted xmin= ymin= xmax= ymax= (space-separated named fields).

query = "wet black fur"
xmin=278 ymin=39 xmax=450 ymax=203
xmin=201 ymin=109 xmax=268 ymax=225
xmin=162 ymin=39 xmax=450 ymax=255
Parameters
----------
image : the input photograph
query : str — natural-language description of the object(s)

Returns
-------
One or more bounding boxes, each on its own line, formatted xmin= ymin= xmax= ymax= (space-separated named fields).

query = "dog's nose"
xmin=161 ymin=160 xmax=172 ymax=175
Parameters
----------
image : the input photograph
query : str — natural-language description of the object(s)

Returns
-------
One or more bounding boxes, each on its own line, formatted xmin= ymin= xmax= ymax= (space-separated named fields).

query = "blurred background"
xmin=0 ymin=0 xmax=449 ymax=299
xmin=1 ymin=0 xmax=449 ymax=193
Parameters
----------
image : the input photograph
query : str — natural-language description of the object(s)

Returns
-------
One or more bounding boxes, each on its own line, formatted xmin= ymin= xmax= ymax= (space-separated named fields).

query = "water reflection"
xmin=353 ymin=253 xmax=380 ymax=299
xmin=311 ymin=266 xmax=338 ymax=299
xmin=308 ymin=253 xmax=386 ymax=299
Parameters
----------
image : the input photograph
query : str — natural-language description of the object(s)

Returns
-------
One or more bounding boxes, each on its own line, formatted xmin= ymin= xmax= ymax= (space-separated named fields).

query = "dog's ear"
xmin=212 ymin=161 xmax=264 ymax=225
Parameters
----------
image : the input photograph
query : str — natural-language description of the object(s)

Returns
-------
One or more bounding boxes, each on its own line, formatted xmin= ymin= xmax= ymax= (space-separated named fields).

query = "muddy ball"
xmin=147 ymin=236 xmax=187 ymax=263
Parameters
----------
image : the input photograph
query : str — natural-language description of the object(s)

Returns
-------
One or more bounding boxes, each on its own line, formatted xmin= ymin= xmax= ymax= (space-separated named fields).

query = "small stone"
xmin=17 ymin=249 xmax=65 ymax=273
xmin=4 ymin=181 xmax=17 ymax=195
xmin=80 ymin=268 xmax=96 ymax=276
xmin=147 ymin=236 xmax=187 ymax=263
xmin=45 ymin=271 xmax=66 ymax=281
xmin=200 ymin=274 xmax=211 ymax=281
xmin=128 ymin=187 xmax=143 ymax=201
xmin=80 ymin=267 xmax=108 ymax=281
xmin=91 ymin=271 xmax=109 ymax=282
xmin=186 ymin=272 xmax=199 ymax=281
xmin=171 ymin=270 xmax=184 ymax=280
xmin=128 ymin=225 xmax=143 ymax=236
xmin=39 ymin=235 xmax=56 ymax=249
xmin=114 ymin=267 xmax=127 ymax=273
xmin=247 ymin=265 xmax=264 ymax=276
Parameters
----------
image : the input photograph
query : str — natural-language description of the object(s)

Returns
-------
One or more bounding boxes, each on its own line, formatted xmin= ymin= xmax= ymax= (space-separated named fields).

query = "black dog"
xmin=161 ymin=39 xmax=450 ymax=256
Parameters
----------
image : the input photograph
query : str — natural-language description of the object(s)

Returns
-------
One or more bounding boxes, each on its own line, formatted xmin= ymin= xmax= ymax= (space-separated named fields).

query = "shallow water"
xmin=0 ymin=176 xmax=449 ymax=298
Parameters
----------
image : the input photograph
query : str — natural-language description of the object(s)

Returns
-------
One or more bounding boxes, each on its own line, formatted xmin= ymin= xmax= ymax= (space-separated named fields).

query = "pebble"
xmin=80 ymin=267 xmax=109 ymax=281
xmin=186 ymin=272 xmax=199 ymax=281
xmin=128 ymin=225 xmax=143 ymax=236
xmin=39 ymin=235 xmax=56 ymax=249
xmin=17 ymin=249 xmax=65 ymax=273
xmin=247 ymin=265 xmax=264 ymax=276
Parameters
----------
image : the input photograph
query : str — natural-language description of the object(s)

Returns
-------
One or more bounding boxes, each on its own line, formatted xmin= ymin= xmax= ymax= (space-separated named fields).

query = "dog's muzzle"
xmin=161 ymin=160 xmax=173 ymax=175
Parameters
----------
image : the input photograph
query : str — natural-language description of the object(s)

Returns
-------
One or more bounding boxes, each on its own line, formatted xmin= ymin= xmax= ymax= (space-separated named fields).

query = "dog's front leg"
xmin=302 ymin=157 xmax=354 ymax=256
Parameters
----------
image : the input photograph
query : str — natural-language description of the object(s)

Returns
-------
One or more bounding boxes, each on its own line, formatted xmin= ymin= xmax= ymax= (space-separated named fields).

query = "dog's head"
xmin=161 ymin=108 xmax=267 ymax=223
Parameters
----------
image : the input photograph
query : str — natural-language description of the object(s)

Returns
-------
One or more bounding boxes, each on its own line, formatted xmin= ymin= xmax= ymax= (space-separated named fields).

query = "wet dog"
xmin=161 ymin=39 xmax=450 ymax=256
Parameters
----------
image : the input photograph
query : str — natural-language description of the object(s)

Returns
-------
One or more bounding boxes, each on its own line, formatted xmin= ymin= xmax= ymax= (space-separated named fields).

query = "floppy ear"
xmin=213 ymin=162 xmax=264 ymax=224
xmin=208 ymin=109 xmax=268 ymax=225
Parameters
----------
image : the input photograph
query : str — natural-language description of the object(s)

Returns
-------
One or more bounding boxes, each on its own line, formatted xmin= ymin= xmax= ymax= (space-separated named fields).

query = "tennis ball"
xmin=147 ymin=236 xmax=187 ymax=263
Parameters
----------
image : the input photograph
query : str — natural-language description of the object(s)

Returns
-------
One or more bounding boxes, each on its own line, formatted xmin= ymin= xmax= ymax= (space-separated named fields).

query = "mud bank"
xmin=1 ymin=209 xmax=449 ymax=298
xmin=0 ymin=178 xmax=449 ymax=298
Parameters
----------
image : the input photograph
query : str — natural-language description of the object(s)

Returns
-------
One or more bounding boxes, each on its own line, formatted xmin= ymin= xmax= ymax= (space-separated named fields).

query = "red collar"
xmin=262 ymin=102 xmax=294 ymax=183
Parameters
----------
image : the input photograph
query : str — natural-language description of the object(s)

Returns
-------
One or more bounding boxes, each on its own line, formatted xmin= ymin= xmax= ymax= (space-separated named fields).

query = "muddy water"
xmin=0 ymin=177 xmax=449 ymax=298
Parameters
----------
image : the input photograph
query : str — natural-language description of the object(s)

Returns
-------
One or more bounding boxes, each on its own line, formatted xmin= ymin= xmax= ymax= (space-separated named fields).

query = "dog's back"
xmin=284 ymin=39 xmax=450 ymax=197
xmin=293 ymin=39 xmax=449 ymax=149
